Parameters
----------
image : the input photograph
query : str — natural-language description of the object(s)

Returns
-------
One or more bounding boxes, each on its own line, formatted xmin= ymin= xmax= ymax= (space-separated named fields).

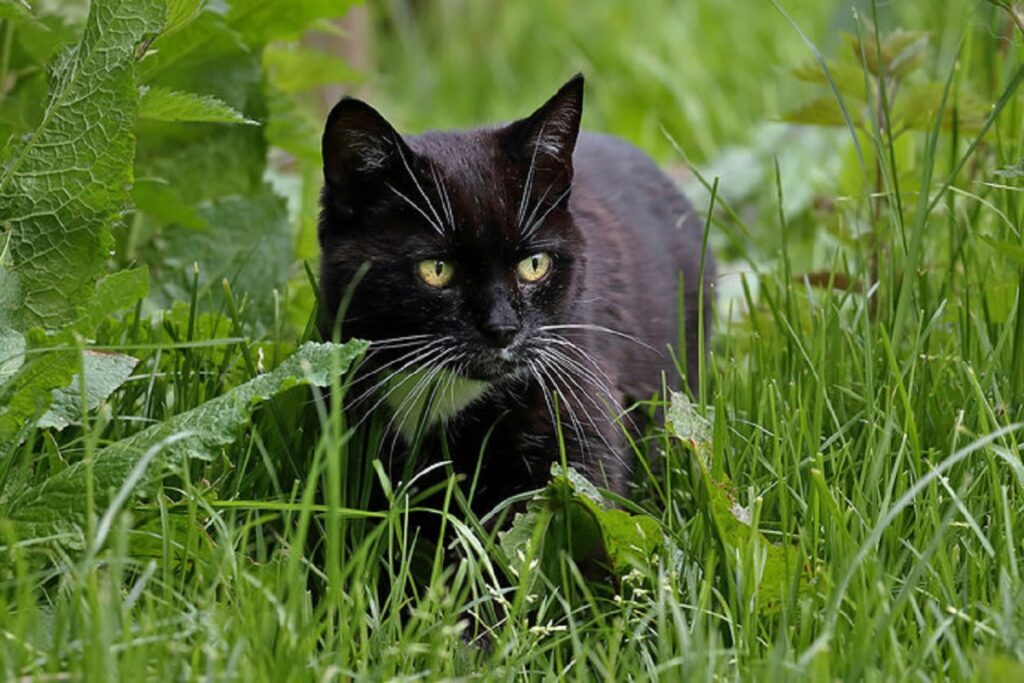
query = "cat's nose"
xmin=482 ymin=321 xmax=519 ymax=348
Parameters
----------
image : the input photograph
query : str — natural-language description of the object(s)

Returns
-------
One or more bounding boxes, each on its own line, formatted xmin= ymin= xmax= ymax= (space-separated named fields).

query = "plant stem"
xmin=0 ymin=19 xmax=14 ymax=103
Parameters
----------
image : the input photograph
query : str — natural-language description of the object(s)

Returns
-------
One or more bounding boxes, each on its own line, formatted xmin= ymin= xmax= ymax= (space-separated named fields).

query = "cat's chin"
xmin=465 ymin=349 xmax=528 ymax=382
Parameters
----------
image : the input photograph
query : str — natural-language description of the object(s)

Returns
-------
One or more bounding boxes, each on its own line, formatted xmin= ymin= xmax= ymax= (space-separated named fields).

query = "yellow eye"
xmin=517 ymin=252 xmax=553 ymax=283
xmin=417 ymin=259 xmax=455 ymax=288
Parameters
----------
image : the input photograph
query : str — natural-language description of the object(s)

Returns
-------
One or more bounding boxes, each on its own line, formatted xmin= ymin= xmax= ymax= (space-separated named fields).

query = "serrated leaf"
xmin=892 ymin=82 xmax=989 ymax=133
xmin=779 ymin=96 xmax=852 ymax=128
xmin=73 ymin=267 xmax=149 ymax=335
xmin=0 ymin=348 xmax=77 ymax=451
xmin=0 ymin=325 xmax=25 ymax=385
xmin=788 ymin=60 xmax=868 ymax=102
xmin=994 ymin=159 xmax=1024 ymax=179
xmin=5 ymin=340 xmax=368 ymax=541
xmin=668 ymin=392 xmax=812 ymax=615
xmin=500 ymin=464 xmax=663 ymax=588
xmin=0 ymin=0 xmax=163 ymax=331
xmin=264 ymin=44 xmax=360 ymax=94
xmin=149 ymin=186 xmax=292 ymax=327
xmin=666 ymin=391 xmax=712 ymax=444
xmin=164 ymin=0 xmax=204 ymax=35
xmin=38 ymin=351 xmax=139 ymax=430
xmin=139 ymin=85 xmax=257 ymax=125
xmin=132 ymin=178 xmax=208 ymax=229
xmin=227 ymin=0 xmax=359 ymax=45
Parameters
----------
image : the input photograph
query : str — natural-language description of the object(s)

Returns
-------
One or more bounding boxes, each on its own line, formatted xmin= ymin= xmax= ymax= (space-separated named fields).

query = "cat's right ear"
xmin=322 ymin=97 xmax=409 ymax=207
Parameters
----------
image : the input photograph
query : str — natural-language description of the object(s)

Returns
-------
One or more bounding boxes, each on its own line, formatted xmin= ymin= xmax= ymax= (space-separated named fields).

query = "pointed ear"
xmin=501 ymin=74 xmax=584 ymax=180
xmin=322 ymin=97 xmax=411 ymax=206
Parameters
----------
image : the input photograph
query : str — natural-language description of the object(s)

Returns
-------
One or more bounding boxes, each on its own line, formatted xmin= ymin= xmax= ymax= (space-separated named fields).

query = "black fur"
xmin=319 ymin=75 xmax=713 ymax=513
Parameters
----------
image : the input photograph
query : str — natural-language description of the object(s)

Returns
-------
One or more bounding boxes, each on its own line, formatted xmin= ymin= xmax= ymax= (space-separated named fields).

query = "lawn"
xmin=1 ymin=0 xmax=1023 ymax=680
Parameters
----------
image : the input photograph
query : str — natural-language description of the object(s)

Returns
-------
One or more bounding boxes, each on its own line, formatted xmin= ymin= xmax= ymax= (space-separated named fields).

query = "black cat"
xmin=319 ymin=75 xmax=713 ymax=515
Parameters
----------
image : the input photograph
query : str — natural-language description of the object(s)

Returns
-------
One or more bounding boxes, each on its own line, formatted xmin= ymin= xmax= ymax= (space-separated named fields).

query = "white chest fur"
xmin=384 ymin=369 xmax=491 ymax=444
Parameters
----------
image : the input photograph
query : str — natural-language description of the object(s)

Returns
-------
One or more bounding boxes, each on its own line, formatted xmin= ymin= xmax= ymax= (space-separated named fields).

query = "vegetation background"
xmin=1 ymin=0 xmax=1023 ymax=679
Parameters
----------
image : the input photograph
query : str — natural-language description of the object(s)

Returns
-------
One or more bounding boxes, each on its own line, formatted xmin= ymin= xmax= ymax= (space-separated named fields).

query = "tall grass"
xmin=2 ymin=0 xmax=1024 ymax=679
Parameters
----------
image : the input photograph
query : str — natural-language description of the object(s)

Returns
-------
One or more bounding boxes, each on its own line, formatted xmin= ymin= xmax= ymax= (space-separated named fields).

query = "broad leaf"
xmin=4 ymin=340 xmax=368 ymax=541
xmin=73 ymin=266 xmax=149 ymax=335
xmin=38 ymin=351 xmax=139 ymax=430
xmin=667 ymin=391 xmax=812 ymax=615
xmin=500 ymin=464 xmax=662 ymax=590
xmin=227 ymin=0 xmax=359 ymax=45
xmin=264 ymin=44 xmax=361 ymax=94
xmin=0 ymin=0 xmax=163 ymax=331
xmin=149 ymin=186 xmax=292 ymax=327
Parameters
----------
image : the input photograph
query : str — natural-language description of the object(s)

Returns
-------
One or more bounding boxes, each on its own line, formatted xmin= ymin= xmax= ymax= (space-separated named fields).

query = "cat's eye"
xmin=417 ymin=259 xmax=455 ymax=288
xmin=516 ymin=252 xmax=553 ymax=283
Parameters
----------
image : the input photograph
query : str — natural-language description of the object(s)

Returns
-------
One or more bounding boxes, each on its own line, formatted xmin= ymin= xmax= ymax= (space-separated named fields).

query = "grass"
xmin=3 ymin=0 xmax=1024 ymax=680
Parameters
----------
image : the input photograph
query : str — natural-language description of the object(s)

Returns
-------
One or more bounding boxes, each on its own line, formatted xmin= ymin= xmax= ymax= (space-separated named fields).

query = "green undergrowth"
xmin=1 ymin=0 xmax=1024 ymax=680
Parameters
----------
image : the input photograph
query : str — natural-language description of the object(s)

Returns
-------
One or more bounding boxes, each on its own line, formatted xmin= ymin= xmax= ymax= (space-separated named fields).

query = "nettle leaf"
xmin=149 ymin=186 xmax=292 ymax=327
xmin=139 ymin=86 xmax=257 ymax=125
xmin=132 ymin=179 xmax=208 ymax=229
xmin=264 ymin=44 xmax=360 ymax=94
xmin=780 ymin=97 xmax=851 ymax=128
xmin=0 ymin=264 xmax=147 ymax=449
xmin=0 ymin=0 xmax=163 ymax=331
xmin=893 ymin=82 xmax=989 ymax=133
xmin=73 ymin=266 xmax=149 ymax=335
xmin=667 ymin=391 xmax=813 ymax=615
xmin=164 ymin=0 xmax=204 ymax=36
xmin=499 ymin=464 xmax=662 ymax=591
xmin=994 ymin=159 xmax=1024 ymax=179
xmin=38 ymin=351 xmax=139 ymax=430
xmin=226 ymin=0 xmax=359 ymax=45
xmin=788 ymin=60 xmax=868 ymax=102
xmin=0 ymin=348 xmax=78 ymax=452
xmin=4 ymin=340 xmax=368 ymax=542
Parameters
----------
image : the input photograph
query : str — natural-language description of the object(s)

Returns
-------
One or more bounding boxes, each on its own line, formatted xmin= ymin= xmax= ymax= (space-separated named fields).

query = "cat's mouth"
xmin=465 ymin=347 xmax=526 ymax=381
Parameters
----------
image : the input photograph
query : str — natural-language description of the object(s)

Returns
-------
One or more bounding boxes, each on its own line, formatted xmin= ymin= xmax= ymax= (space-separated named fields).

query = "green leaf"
xmin=132 ymin=178 xmax=208 ymax=229
xmin=73 ymin=266 xmax=149 ymax=335
xmin=667 ymin=391 xmax=812 ymax=615
xmin=164 ymin=0 xmax=204 ymax=35
xmin=38 ymin=351 xmax=139 ymax=430
xmin=994 ymin=159 xmax=1024 ymax=179
xmin=264 ymin=44 xmax=360 ymax=94
xmin=780 ymin=96 xmax=852 ymax=128
xmin=226 ymin=0 xmax=359 ymax=45
xmin=789 ymin=60 xmax=868 ymax=101
xmin=0 ymin=0 xmax=163 ymax=331
xmin=0 ymin=348 xmax=77 ymax=451
xmin=500 ymin=464 xmax=663 ymax=589
xmin=978 ymin=234 xmax=1024 ymax=267
xmin=138 ymin=85 xmax=257 ymax=125
xmin=0 ymin=325 xmax=24 ymax=386
xmin=666 ymin=391 xmax=712 ymax=443
xmin=892 ymin=82 xmax=989 ymax=133
xmin=149 ymin=186 xmax=292 ymax=327
xmin=4 ymin=340 xmax=368 ymax=541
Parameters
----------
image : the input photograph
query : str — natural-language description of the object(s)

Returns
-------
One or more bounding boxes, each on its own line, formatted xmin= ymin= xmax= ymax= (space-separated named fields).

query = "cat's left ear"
xmin=501 ymin=74 xmax=584 ymax=186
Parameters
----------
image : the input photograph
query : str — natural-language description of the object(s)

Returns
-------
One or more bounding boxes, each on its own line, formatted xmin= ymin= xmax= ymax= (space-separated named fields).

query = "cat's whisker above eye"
xmin=386 ymin=182 xmax=445 ymax=236
xmin=516 ymin=122 xmax=546 ymax=229
xmin=394 ymin=139 xmax=447 ymax=235
xmin=522 ymin=185 xmax=572 ymax=240
xmin=429 ymin=162 xmax=456 ymax=232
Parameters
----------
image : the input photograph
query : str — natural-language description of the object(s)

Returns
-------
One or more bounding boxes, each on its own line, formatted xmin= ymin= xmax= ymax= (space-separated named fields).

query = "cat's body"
xmin=319 ymin=76 xmax=712 ymax=513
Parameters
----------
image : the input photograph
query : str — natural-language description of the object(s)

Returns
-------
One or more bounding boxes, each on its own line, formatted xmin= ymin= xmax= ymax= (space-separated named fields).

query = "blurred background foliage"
xmin=2 ymin=0 xmax=1006 ymax=345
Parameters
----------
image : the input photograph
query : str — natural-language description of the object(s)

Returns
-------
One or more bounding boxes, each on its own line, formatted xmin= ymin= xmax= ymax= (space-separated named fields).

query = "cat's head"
xmin=319 ymin=75 xmax=586 ymax=383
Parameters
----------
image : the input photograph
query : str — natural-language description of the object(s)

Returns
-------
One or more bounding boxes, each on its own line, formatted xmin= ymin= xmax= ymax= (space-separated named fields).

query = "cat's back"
xmin=570 ymin=132 xmax=712 ymax=396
